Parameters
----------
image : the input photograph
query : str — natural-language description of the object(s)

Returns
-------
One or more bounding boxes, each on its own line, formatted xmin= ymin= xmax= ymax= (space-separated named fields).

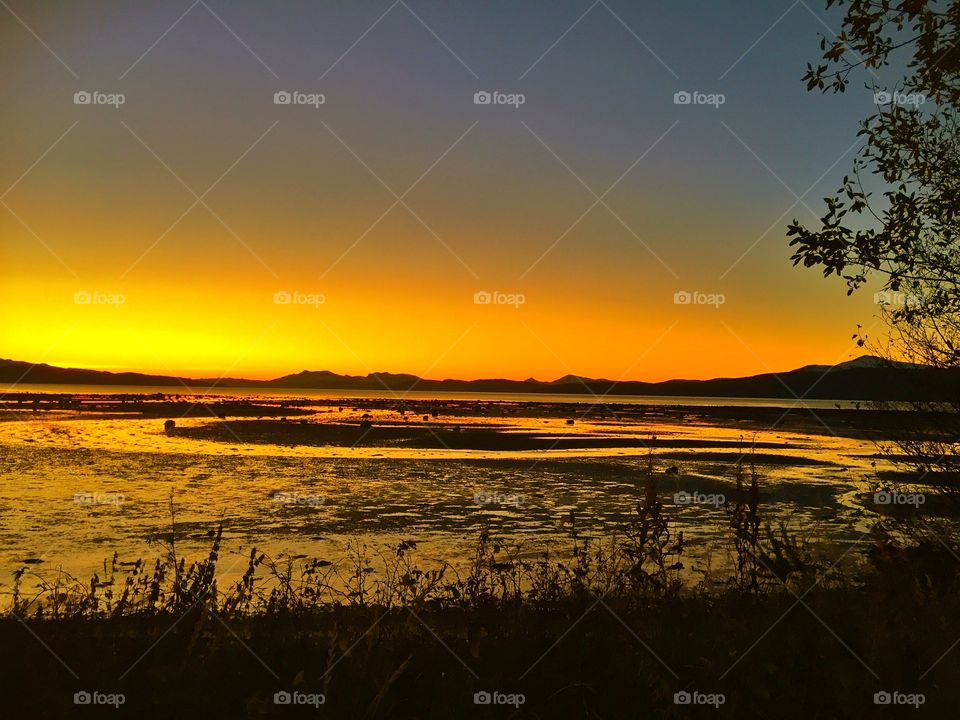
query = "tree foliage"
xmin=789 ymin=0 xmax=960 ymax=369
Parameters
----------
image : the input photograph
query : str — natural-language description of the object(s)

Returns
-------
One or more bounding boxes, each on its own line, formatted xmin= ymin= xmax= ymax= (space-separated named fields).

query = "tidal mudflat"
xmin=0 ymin=392 xmax=904 ymax=596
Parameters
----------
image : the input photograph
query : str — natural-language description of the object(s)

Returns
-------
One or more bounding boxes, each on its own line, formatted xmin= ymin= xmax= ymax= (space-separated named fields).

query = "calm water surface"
xmin=0 ymin=388 xmax=886 ymax=597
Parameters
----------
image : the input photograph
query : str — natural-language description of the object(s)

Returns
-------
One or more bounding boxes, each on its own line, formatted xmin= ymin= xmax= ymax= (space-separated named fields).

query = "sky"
xmin=0 ymin=0 xmax=895 ymax=381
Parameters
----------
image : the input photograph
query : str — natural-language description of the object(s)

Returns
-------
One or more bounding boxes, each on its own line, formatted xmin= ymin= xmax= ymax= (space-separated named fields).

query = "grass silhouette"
xmin=4 ymin=466 xmax=958 ymax=718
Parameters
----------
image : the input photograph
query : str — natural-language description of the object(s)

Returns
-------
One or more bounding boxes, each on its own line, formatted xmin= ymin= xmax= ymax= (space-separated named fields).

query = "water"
xmin=0 ymin=388 xmax=885 ymax=598
xmin=0 ymin=383 xmax=859 ymax=409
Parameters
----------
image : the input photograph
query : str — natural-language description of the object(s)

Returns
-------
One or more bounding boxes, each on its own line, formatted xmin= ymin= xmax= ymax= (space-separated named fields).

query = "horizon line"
xmin=0 ymin=354 xmax=882 ymax=387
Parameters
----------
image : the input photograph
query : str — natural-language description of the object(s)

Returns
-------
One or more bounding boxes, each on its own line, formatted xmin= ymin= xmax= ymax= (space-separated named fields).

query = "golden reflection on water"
xmin=0 ymin=401 xmax=890 ymax=601
xmin=0 ymin=406 xmax=874 ymax=463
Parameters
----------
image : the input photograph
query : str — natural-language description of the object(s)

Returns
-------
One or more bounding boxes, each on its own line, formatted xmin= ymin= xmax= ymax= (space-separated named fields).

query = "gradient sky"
xmin=0 ymin=0 xmax=897 ymax=381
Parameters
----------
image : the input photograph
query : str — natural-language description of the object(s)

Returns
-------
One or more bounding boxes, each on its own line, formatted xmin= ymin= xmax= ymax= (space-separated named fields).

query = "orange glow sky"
xmin=1 ymin=1 xmax=887 ymax=382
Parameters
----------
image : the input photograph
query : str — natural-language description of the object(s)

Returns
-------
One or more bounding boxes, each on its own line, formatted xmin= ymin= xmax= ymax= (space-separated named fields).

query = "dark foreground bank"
xmin=4 ymin=470 xmax=960 ymax=719
xmin=2 ymin=580 xmax=956 ymax=719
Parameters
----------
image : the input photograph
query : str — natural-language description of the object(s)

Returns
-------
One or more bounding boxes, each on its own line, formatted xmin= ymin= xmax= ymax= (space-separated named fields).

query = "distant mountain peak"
xmin=796 ymin=355 xmax=920 ymax=372
xmin=550 ymin=374 xmax=596 ymax=385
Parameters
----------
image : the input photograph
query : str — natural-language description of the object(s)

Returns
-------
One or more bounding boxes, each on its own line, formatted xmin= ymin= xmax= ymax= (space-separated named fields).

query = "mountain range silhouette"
xmin=0 ymin=356 xmax=952 ymax=401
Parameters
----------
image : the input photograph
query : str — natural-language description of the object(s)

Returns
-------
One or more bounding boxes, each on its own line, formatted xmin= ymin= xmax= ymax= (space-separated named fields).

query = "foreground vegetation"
xmin=4 ymin=463 xmax=959 ymax=718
